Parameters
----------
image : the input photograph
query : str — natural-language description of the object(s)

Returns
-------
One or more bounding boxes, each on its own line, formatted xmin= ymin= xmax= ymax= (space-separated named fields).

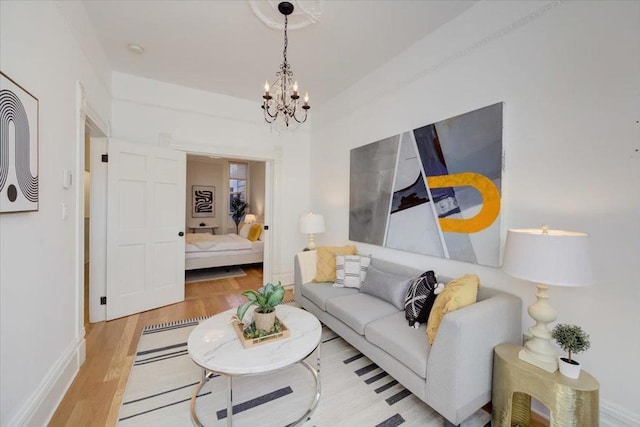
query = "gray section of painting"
xmin=385 ymin=133 xmax=444 ymax=257
xmin=349 ymin=136 xmax=399 ymax=245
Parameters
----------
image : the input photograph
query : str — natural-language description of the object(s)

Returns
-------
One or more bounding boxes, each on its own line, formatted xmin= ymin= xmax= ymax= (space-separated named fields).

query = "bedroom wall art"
xmin=0 ymin=71 xmax=39 ymax=213
xmin=349 ymin=102 xmax=503 ymax=267
xmin=192 ymin=185 xmax=215 ymax=218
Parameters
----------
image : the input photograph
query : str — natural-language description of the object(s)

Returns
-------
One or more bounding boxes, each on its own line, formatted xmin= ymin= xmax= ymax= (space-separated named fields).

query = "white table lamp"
xmin=244 ymin=214 xmax=257 ymax=224
xmin=502 ymin=226 xmax=593 ymax=372
xmin=299 ymin=213 xmax=325 ymax=250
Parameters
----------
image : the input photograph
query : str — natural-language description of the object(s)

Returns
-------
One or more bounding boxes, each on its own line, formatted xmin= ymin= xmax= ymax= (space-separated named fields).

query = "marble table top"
xmin=188 ymin=305 xmax=322 ymax=375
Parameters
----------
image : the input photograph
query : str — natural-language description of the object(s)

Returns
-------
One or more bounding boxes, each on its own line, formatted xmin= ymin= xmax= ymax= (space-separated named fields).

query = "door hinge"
xmin=100 ymin=296 xmax=107 ymax=305
xmin=101 ymin=154 xmax=108 ymax=163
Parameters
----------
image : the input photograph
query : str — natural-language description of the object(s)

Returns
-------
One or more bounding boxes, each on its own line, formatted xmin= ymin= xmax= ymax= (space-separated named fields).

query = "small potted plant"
xmin=552 ymin=323 xmax=591 ymax=379
xmin=236 ymin=282 xmax=285 ymax=332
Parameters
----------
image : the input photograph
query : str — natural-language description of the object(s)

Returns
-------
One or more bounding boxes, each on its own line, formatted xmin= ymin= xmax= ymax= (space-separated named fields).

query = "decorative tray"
xmin=232 ymin=316 xmax=290 ymax=348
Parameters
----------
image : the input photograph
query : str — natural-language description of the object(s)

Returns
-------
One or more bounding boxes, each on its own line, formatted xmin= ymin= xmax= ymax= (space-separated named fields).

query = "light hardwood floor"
xmin=49 ymin=265 xmax=265 ymax=426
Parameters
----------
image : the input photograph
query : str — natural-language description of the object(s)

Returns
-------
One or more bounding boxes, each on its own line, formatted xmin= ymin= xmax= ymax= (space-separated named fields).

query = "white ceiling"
xmin=83 ymin=0 xmax=478 ymax=106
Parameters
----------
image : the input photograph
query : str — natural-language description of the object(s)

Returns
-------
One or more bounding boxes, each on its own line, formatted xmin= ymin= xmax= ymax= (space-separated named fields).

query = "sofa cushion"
xmin=314 ymin=245 xmax=358 ymax=283
xmin=326 ymin=293 xmax=399 ymax=335
xmin=335 ymin=254 xmax=371 ymax=289
xmin=300 ymin=282 xmax=358 ymax=311
xmin=360 ymin=264 xmax=413 ymax=310
xmin=365 ymin=311 xmax=431 ymax=379
xmin=427 ymin=274 xmax=480 ymax=344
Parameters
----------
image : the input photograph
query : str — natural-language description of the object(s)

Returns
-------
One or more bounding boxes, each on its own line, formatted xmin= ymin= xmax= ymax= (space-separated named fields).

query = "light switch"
xmin=63 ymin=170 xmax=73 ymax=189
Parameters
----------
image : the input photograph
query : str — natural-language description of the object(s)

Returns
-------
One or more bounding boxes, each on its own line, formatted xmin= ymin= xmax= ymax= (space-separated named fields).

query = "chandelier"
xmin=261 ymin=1 xmax=310 ymax=127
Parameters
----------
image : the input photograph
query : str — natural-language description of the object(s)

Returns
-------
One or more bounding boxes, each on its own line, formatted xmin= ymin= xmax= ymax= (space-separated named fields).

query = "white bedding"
xmin=185 ymin=233 xmax=252 ymax=252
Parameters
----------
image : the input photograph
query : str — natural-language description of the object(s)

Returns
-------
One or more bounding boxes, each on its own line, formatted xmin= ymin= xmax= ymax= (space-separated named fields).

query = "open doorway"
xmin=83 ymin=119 xmax=107 ymax=327
xmin=184 ymin=155 xmax=267 ymax=283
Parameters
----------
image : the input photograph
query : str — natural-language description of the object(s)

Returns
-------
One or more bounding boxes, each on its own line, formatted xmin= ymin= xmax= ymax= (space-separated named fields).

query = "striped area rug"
xmin=118 ymin=317 xmax=491 ymax=427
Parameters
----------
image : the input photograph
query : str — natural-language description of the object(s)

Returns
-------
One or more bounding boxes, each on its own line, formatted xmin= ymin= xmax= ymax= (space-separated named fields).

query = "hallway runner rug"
xmin=117 ymin=316 xmax=491 ymax=427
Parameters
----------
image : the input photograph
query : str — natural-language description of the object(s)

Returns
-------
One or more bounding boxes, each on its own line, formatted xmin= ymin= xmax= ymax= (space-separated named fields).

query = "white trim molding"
xmin=601 ymin=399 xmax=640 ymax=427
xmin=7 ymin=337 xmax=85 ymax=426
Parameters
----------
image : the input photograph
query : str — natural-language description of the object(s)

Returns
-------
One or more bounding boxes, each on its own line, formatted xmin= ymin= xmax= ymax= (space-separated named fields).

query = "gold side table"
xmin=492 ymin=343 xmax=599 ymax=427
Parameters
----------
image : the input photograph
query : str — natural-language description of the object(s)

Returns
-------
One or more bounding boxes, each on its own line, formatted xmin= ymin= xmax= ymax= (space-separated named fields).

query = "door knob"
xmin=178 ymin=231 xmax=184 ymax=237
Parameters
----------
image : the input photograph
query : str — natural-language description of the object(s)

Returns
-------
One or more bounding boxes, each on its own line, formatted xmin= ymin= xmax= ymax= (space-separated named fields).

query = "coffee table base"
xmin=190 ymin=346 xmax=321 ymax=427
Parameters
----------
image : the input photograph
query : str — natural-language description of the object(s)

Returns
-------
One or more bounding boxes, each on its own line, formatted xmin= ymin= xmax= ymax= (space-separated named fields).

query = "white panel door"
xmin=106 ymin=140 xmax=186 ymax=320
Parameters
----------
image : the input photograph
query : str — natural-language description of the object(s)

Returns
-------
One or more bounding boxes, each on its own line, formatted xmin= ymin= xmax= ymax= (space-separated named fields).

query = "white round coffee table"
xmin=187 ymin=305 xmax=322 ymax=427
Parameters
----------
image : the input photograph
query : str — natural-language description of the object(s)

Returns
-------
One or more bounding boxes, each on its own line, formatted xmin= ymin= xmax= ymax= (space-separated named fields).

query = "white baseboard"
xmin=601 ymin=399 xmax=640 ymax=427
xmin=8 ymin=336 xmax=85 ymax=426
xmin=273 ymin=269 xmax=294 ymax=287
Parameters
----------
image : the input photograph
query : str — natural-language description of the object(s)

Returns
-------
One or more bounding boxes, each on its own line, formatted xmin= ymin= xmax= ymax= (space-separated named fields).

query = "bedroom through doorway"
xmin=184 ymin=155 xmax=267 ymax=285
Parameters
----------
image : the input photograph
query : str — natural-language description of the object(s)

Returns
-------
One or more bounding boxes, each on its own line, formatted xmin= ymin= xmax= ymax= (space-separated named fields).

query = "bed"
xmin=185 ymin=228 xmax=264 ymax=270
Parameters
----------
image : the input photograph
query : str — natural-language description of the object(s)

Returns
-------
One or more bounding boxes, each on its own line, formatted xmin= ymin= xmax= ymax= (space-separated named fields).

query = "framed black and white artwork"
xmin=192 ymin=185 xmax=215 ymax=218
xmin=1 ymin=71 xmax=39 ymax=213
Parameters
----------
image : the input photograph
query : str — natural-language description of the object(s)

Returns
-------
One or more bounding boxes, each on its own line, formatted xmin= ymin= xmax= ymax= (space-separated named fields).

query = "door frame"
xmin=170 ymin=138 xmax=280 ymax=285
xmin=74 ymin=81 xmax=109 ymax=363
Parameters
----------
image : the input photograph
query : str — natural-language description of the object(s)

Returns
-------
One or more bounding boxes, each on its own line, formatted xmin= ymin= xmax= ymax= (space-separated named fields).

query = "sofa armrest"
xmin=294 ymin=251 xmax=316 ymax=304
xmin=426 ymin=292 xmax=522 ymax=425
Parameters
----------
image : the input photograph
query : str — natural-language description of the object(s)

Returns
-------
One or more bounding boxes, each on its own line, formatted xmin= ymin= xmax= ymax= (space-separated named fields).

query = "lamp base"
xmin=519 ymin=347 xmax=558 ymax=373
xmin=306 ymin=234 xmax=317 ymax=250
xmin=518 ymin=284 xmax=559 ymax=373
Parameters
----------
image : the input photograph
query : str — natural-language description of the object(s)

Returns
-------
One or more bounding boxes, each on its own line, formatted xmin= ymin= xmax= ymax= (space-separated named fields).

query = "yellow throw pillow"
xmin=426 ymin=274 xmax=480 ymax=344
xmin=247 ymin=224 xmax=262 ymax=242
xmin=313 ymin=245 xmax=357 ymax=283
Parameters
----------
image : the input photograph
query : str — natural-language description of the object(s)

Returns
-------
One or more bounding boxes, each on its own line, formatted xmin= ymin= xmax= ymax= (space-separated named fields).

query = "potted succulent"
xmin=236 ymin=282 xmax=285 ymax=332
xmin=552 ymin=323 xmax=591 ymax=379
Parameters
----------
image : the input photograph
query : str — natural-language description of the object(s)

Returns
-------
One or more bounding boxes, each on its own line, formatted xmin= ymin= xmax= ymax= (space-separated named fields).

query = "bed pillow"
xmin=426 ymin=274 xmax=480 ymax=344
xmin=334 ymin=254 xmax=371 ymax=289
xmin=238 ymin=223 xmax=251 ymax=238
xmin=360 ymin=264 xmax=413 ymax=310
xmin=247 ymin=224 xmax=262 ymax=242
xmin=313 ymin=245 xmax=358 ymax=283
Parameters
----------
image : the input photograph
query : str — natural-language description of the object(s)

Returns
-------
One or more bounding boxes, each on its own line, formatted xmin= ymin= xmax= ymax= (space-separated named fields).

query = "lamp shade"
xmin=244 ymin=214 xmax=257 ymax=224
xmin=299 ymin=213 xmax=325 ymax=234
xmin=503 ymin=228 xmax=593 ymax=287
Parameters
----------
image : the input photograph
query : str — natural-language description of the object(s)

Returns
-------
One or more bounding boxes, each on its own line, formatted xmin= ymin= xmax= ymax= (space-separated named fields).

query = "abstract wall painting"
xmin=0 ymin=72 xmax=39 ymax=213
xmin=192 ymin=185 xmax=215 ymax=218
xmin=349 ymin=103 xmax=503 ymax=267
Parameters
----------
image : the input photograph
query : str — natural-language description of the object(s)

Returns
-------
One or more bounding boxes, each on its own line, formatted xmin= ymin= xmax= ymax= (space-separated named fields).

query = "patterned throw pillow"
xmin=313 ymin=245 xmax=358 ymax=283
xmin=427 ymin=274 xmax=480 ymax=344
xmin=404 ymin=271 xmax=443 ymax=327
xmin=334 ymin=255 xmax=372 ymax=288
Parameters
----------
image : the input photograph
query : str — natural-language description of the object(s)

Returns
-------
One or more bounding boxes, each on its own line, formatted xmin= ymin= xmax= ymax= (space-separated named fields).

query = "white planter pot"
xmin=558 ymin=357 xmax=581 ymax=379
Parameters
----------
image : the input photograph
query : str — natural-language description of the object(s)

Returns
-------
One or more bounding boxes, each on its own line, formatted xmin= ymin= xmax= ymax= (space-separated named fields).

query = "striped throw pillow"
xmin=334 ymin=255 xmax=371 ymax=288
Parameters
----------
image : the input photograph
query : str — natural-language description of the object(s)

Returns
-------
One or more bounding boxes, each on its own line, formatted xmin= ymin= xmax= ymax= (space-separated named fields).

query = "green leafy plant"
xmin=236 ymin=282 xmax=285 ymax=324
xmin=552 ymin=324 xmax=591 ymax=362
xmin=230 ymin=196 xmax=248 ymax=234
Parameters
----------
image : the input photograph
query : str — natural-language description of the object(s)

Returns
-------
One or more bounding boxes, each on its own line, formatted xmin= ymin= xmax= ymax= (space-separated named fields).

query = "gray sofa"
xmin=294 ymin=254 xmax=522 ymax=426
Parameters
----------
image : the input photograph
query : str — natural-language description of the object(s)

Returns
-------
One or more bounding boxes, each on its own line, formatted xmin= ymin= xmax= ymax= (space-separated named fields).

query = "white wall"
xmin=0 ymin=1 xmax=111 ymax=425
xmin=310 ymin=1 xmax=640 ymax=424
xmin=111 ymin=72 xmax=312 ymax=283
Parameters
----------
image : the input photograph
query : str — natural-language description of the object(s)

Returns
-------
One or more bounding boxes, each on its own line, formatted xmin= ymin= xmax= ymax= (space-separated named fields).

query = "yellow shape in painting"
xmin=426 ymin=172 xmax=500 ymax=233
